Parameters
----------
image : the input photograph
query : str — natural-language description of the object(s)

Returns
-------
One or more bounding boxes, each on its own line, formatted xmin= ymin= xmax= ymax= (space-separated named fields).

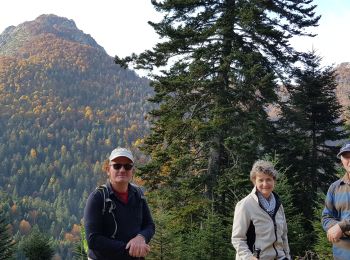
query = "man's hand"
xmin=126 ymin=235 xmax=150 ymax=257
xmin=327 ymin=224 xmax=343 ymax=243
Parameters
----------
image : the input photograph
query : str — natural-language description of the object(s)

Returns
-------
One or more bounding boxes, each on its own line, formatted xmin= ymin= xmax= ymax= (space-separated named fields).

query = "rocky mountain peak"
xmin=0 ymin=14 xmax=105 ymax=56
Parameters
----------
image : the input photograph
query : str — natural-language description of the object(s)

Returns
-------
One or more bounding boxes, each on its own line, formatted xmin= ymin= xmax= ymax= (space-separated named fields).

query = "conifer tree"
xmin=146 ymin=197 xmax=174 ymax=260
xmin=312 ymin=194 xmax=333 ymax=259
xmin=73 ymin=225 xmax=88 ymax=260
xmin=0 ymin=212 xmax=15 ymax=260
xmin=21 ymin=227 xmax=55 ymax=260
xmin=274 ymin=51 xmax=346 ymax=243
xmin=273 ymin=164 xmax=305 ymax=257
xmin=116 ymin=0 xmax=320 ymax=253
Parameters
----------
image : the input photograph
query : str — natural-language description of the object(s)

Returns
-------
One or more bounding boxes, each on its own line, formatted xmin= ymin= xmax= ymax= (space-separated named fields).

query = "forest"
xmin=1 ymin=1 xmax=350 ymax=259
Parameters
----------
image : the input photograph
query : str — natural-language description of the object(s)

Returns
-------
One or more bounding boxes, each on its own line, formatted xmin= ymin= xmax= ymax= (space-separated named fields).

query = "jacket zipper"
xmin=272 ymin=218 xmax=278 ymax=258
xmin=258 ymin=195 xmax=280 ymax=259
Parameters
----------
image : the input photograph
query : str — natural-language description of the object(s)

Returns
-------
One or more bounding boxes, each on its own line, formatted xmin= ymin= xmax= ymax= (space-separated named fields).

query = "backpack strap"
xmin=96 ymin=184 xmax=117 ymax=238
xmin=95 ymin=183 xmax=145 ymax=239
xmin=96 ymin=184 xmax=110 ymax=215
xmin=96 ymin=183 xmax=144 ymax=214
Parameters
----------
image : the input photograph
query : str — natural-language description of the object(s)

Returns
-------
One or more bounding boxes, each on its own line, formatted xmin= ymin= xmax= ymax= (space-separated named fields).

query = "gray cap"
xmin=337 ymin=142 xmax=350 ymax=158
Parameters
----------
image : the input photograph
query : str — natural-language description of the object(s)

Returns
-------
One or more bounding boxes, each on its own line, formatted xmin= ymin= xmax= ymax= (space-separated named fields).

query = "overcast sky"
xmin=0 ymin=0 xmax=349 ymax=67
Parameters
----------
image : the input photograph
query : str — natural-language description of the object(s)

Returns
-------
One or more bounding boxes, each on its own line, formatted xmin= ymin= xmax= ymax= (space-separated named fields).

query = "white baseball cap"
xmin=109 ymin=147 xmax=134 ymax=163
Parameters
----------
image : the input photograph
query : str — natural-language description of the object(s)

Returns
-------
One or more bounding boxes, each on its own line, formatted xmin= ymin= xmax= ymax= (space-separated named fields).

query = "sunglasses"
xmin=110 ymin=163 xmax=134 ymax=171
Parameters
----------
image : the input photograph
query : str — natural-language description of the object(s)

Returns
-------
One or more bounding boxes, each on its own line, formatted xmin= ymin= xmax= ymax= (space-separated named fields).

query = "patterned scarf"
xmin=257 ymin=191 xmax=276 ymax=216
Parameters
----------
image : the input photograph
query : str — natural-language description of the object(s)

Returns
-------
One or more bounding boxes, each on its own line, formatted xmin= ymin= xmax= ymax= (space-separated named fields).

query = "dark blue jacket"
xmin=84 ymin=181 xmax=155 ymax=259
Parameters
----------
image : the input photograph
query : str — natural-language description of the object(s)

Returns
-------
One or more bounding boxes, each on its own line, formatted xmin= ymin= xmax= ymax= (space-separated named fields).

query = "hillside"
xmin=266 ymin=63 xmax=350 ymax=121
xmin=0 ymin=14 xmax=153 ymax=259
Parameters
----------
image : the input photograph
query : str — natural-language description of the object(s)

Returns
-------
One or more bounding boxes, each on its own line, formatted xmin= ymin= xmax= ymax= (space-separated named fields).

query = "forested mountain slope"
xmin=0 ymin=14 xmax=153 ymax=258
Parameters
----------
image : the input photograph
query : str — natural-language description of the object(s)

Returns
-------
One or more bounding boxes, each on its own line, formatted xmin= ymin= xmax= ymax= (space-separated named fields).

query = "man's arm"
xmin=322 ymin=184 xmax=338 ymax=231
xmin=138 ymin=199 xmax=156 ymax=242
xmin=126 ymin=198 xmax=155 ymax=257
xmin=321 ymin=184 xmax=346 ymax=242
xmin=84 ymin=191 xmax=126 ymax=254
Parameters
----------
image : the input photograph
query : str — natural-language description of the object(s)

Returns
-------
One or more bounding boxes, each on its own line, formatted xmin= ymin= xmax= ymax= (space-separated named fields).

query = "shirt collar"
xmin=341 ymin=173 xmax=350 ymax=185
xmin=107 ymin=181 xmax=136 ymax=196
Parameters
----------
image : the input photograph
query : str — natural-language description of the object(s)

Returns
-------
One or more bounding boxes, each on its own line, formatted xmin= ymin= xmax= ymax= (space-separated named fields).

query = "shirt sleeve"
xmin=338 ymin=219 xmax=350 ymax=233
xmin=84 ymin=191 xmax=126 ymax=255
xmin=321 ymin=184 xmax=339 ymax=231
xmin=138 ymin=197 xmax=155 ymax=243
xmin=231 ymin=199 xmax=254 ymax=259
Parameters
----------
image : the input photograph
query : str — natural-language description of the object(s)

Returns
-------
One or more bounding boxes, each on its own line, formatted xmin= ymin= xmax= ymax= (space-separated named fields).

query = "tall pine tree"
xmin=274 ymin=51 xmax=345 ymax=245
xmin=116 ymin=0 xmax=319 ymax=257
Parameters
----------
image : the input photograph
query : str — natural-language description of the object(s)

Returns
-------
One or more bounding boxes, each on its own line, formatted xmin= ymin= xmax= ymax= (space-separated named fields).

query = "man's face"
xmin=341 ymin=152 xmax=350 ymax=173
xmin=108 ymin=156 xmax=134 ymax=186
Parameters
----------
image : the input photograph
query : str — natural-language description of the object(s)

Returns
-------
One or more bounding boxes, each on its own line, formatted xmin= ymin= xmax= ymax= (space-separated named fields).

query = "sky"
xmin=0 ymin=0 xmax=349 ymax=68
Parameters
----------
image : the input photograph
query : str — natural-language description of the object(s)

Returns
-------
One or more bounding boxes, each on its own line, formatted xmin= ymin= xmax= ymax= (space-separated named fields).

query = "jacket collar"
xmin=106 ymin=181 xmax=138 ymax=197
xmin=251 ymin=186 xmax=281 ymax=206
xmin=251 ymin=186 xmax=259 ymax=202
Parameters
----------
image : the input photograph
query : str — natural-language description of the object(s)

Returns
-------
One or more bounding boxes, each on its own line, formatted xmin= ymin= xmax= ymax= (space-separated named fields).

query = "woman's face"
xmin=253 ymin=172 xmax=275 ymax=198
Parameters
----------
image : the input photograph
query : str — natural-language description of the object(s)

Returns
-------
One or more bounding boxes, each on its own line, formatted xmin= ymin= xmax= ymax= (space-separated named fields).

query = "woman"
xmin=231 ymin=160 xmax=290 ymax=260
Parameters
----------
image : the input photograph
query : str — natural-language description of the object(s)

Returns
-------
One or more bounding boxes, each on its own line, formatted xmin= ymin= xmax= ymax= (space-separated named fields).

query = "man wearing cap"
xmin=322 ymin=142 xmax=350 ymax=259
xmin=84 ymin=147 xmax=155 ymax=259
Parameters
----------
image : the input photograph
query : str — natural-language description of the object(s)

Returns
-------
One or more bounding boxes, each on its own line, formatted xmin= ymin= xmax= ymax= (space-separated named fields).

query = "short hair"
xmin=250 ymin=160 xmax=278 ymax=182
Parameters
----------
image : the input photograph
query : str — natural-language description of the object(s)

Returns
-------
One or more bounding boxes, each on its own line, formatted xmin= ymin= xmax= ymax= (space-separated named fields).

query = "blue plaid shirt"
xmin=322 ymin=174 xmax=350 ymax=260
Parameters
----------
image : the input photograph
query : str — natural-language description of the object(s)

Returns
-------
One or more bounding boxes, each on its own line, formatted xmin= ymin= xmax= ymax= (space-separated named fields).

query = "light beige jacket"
xmin=231 ymin=187 xmax=291 ymax=260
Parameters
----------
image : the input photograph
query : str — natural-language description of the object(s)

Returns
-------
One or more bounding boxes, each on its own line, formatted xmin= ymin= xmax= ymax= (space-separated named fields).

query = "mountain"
xmin=0 ymin=14 xmax=153 ymax=259
xmin=0 ymin=14 xmax=104 ymax=56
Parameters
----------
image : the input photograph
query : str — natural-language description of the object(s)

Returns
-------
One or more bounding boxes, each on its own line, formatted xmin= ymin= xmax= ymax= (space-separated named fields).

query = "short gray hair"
xmin=250 ymin=160 xmax=278 ymax=182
